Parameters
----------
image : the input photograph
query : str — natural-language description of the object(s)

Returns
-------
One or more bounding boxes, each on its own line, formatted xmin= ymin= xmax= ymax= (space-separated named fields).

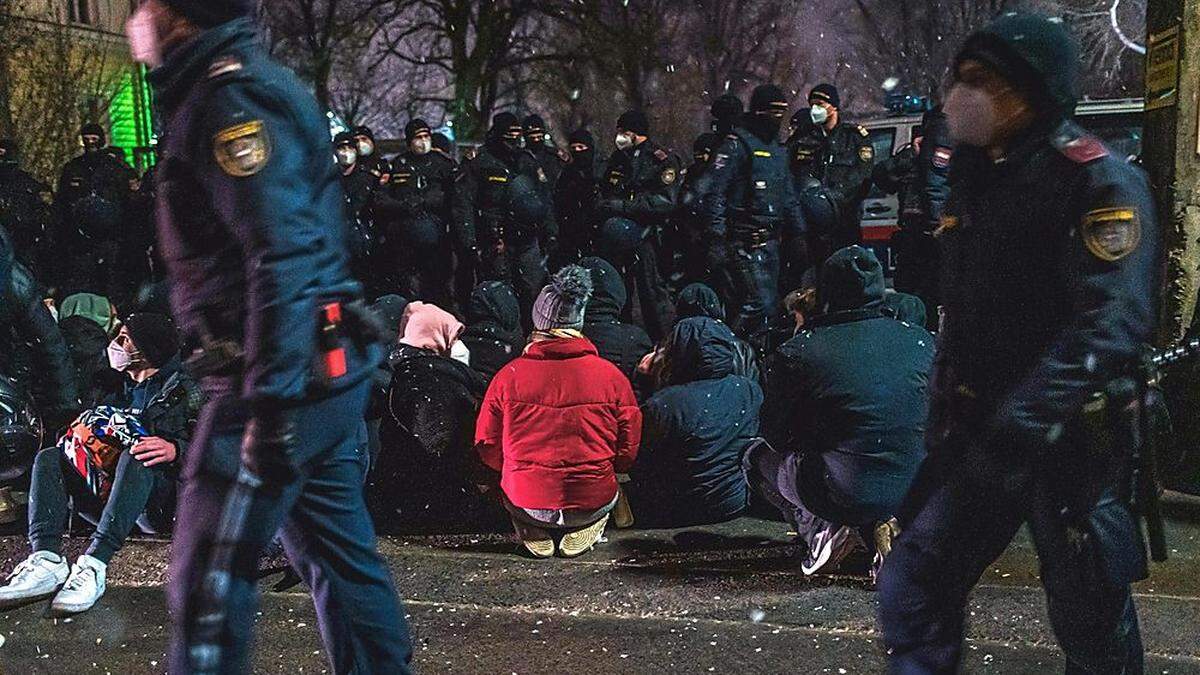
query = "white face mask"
xmin=107 ymin=340 xmax=133 ymax=372
xmin=336 ymin=147 xmax=358 ymax=168
xmin=126 ymin=5 xmax=163 ymax=68
xmin=614 ymin=133 xmax=634 ymax=151
xmin=943 ymin=83 xmax=996 ymax=147
xmin=809 ymin=104 xmax=829 ymax=126
xmin=356 ymin=139 xmax=374 ymax=157
xmin=410 ymin=137 xmax=432 ymax=156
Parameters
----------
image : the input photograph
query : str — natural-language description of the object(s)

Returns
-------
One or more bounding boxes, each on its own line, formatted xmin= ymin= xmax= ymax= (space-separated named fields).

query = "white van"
xmin=858 ymin=98 xmax=1144 ymax=273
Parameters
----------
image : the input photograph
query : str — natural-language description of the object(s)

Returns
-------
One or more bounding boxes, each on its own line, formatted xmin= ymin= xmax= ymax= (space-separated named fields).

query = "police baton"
xmin=187 ymin=465 xmax=263 ymax=674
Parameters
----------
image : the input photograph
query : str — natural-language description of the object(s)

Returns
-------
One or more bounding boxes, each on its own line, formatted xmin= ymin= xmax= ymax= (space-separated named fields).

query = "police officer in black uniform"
xmin=52 ymin=123 xmax=134 ymax=298
xmin=523 ymin=114 xmax=568 ymax=188
xmin=878 ymin=14 xmax=1158 ymax=673
xmin=351 ymin=125 xmax=388 ymax=182
xmin=136 ymin=1 xmax=411 ymax=672
xmin=699 ymin=84 xmax=806 ymax=336
xmin=553 ymin=128 xmax=603 ymax=268
xmin=676 ymin=131 xmax=722 ymax=286
xmin=378 ymin=118 xmax=456 ymax=307
xmin=334 ymin=131 xmax=384 ymax=296
xmin=452 ymin=112 xmax=555 ymax=329
xmin=878 ymin=107 xmax=953 ymax=329
xmin=710 ymin=94 xmax=744 ymax=139
xmin=596 ymin=110 xmax=680 ymax=342
xmin=0 ymin=139 xmax=52 ymax=278
xmin=787 ymin=84 xmax=875 ymax=258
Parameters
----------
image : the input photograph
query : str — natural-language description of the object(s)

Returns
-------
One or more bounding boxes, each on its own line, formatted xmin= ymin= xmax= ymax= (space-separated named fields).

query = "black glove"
xmin=240 ymin=412 xmax=300 ymax=491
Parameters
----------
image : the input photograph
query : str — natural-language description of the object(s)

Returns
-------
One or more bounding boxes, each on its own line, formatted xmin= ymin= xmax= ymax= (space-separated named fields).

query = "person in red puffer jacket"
xmin=476 ymin=265 xmax=642 ymax=558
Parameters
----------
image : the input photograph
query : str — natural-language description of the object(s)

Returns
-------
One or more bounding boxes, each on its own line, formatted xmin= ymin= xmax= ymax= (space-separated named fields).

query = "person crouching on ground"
xmin=749 ymin=246 xmax=934 ymax=577
xmin=474 ymin=265 xmax=642 ymax=558
xmin=0 ymin=313 xmax=201 ymax=614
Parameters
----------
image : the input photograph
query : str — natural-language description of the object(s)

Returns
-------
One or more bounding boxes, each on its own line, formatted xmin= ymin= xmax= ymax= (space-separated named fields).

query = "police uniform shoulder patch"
xmin=932 ymin=146 xmax=953 ymax=169
xmin=207 ymin=56 xmax=243 ymax=80
xmin=1081 ymin=207 xmax=1140 ymax=262
xmin=213 ymin=120 xmax=270 ymax=177
xmin=1056 ymin=133 xmax=1109 ymax=164
xmin=712 ymin=154 xmax=728 ymax=170
xmin=653 ymin=148 xmax=669 ymax=162
xmin=661 ymin=166 xmax=677 ymax=185
xmin=859 ymin=144 xmax=874 ymax=162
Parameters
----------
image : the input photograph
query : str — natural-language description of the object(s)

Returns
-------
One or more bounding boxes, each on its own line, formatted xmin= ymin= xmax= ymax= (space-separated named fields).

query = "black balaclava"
xmin=710 ymin=94 xmax=743 ymax=137
xmin=489 ymin=112 xmax=524 ymax=156
xmin=80 ymin=123 xmax=106 ymax=153
xmin=568 ymin=128 xmax=595 ymax=168
xmin=747 ymin=84 xmax=789 ymax=143
xmin=523 ymin=114 xmax=547 ymax=146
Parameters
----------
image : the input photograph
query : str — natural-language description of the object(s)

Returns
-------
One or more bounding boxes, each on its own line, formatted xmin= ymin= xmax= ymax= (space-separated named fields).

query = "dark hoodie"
xmin=671 ymin=283 xmax=759 ymax=385
xmin=460 ymin=281 xmax=524 ymax=382
xmin=580 ymin=256 xmax=653 ymax=382
xmin=761 ymin=246 xmax=934 ymax=524
xmin=628 ymin=317 xmax=763 ymax=526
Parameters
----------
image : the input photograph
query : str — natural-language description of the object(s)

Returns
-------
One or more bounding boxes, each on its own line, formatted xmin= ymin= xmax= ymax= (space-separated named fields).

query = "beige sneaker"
xmin=871 ymin=518 xmax=902 ymax=583
xmin=559 ymin=514 xmax=609 ymax=558
xmin=612 ymin=488 xmax=634 ymax=529
xmin=511 ymin=518 xmax=555 ymax=558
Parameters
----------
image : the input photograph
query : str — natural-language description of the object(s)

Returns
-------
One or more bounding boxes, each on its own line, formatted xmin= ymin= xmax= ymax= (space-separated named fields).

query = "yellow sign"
xmin=1145 ymin=25 xmax=1179 ymax=111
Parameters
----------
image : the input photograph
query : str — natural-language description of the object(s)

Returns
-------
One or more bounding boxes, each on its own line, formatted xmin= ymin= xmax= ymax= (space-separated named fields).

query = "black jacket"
xmin=452 ymin=141 xmax=556 ymax=251
xmin=149 ymin=19 xmax=379 ymax=409
xmin=460 ymin=281 xmax=524 ymax=383
xmin=0 ymin=254 xmax=79 ymax=430
xmin=628 ymin=317 xmax=762 ymax=526
xmin=372 ymin=344 xmax=496 ymax=533
xmin=105 ymin=356 xmax=204 ymax=479
xmin=762 ymin=247 xmax=933 ymax=524
xmin=598 ymin=140 xmax=680 ymax=227
xmin=580 ymin=256 xmax=653 ymax=382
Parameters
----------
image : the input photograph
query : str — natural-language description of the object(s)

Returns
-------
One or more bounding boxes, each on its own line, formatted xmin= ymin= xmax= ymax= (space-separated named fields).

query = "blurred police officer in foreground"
xmin=133 ymin=1 xmax=411 ymax=672
xmin=699 ymin=84 xmax=806 ymax=336
xmin=878 ymin=13 xmax=1158 ymax=673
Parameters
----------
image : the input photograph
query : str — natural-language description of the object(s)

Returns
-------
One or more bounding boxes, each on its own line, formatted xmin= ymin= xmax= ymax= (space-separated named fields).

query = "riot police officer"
xmin=52 ymin=124 xmax=134 ymax=298
xmin=786 ymin=84 xmax=875 ymax=257
xmin=710 ymin=94 xmax=744 ymax=139
xmin=377 ymin=118 xmax=456 ymax=307
xmin=452 ymin=112 xmax=555 ymax=329
xmin=676 ymin=132 xmax=722 ymax=286
xmin=553 ymin=128 xmax=603 ymax=268
xmin=334 ymin=131 xmax=384 ymax=297
xmin=698 ymin=84 xmax=805 ymax=336
xmin=523 ymin=114 xmax=567 ymax=188
xmin=136 ymin=1 xmax=411 ymax=672
xmin=878 ymin=14 xmax=1158 ymax=673
xmin=0 ymin=139 xmax=51 ymax=278
xmin=596 ymin=110 xmax=680 ymax=341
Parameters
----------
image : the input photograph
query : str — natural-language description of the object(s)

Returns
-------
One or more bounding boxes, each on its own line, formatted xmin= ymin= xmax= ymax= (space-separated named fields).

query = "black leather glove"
xmin=240 ymin=411 xmax=300 ymax=491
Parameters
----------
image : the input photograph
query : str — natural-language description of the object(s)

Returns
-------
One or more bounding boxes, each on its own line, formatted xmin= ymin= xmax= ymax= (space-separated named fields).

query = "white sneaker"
xmin=801 ymin=525 xmax=860 ymax=576
xmin=50 ymin=555 xmax=107 ymax=615
xmin=0 ymin=551 xmax=69 ymax=609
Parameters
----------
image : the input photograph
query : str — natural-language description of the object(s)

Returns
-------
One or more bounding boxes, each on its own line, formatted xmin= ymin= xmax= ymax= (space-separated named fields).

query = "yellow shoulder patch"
xmin=213 ymin=121 xmax=270 ymax=177
xmin=1082 ymin=207 xmax=1140 ymax=262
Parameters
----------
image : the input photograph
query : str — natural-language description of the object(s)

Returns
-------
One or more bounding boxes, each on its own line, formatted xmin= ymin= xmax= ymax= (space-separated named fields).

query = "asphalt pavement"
xmin=0 ymin=497 xmax=1197 ymax=674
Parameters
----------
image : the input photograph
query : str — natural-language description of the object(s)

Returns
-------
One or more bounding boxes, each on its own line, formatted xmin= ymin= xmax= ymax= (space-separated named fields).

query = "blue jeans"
xmin=167 ymin=381 xmax=412 ymax=675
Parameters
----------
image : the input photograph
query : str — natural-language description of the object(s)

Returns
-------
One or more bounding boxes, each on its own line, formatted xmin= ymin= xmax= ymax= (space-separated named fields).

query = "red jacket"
xmin=476 ymin=337 xmax=642 ymax=511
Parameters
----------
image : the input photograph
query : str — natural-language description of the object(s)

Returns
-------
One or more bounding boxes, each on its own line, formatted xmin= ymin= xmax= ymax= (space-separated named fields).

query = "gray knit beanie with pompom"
xmin=532 ymin=265 xmax=594 ymax=331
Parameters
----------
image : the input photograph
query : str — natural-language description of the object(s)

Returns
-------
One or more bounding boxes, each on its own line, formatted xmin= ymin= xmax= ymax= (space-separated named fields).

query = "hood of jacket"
xmin=467 ymin=281 xmax=521 ymax=334
xmin=665 ymin=317 xmax=741 ymax=385
xmin=580 ymin=256 xmax=627 ymax=323
xmin=676 ymin=283 xmax=725 ymax=322
xmin=819 ymin=245 xmax=885 ymax=314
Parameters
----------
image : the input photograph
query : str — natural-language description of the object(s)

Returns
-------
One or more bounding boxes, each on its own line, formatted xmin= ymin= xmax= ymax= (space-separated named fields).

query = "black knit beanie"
xmin=616 ymin=110 xmax=650 ymax=136
xmin=123 ymin=313 xmax=180 ymax=368
xmin=808 ymin=83 xmax=840 ymax=109
xmin=161 ymin=0 xmax=254 ymax=28
xmin=404 ymin=118 xmax=431 ymax=140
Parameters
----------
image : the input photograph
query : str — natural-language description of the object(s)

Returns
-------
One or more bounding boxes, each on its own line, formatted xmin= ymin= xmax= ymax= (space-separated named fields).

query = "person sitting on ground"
xmin=749 ymin=246 xmax=934 ymax=577
xmin=880 ymin=289 xmax=928 ymax=329
xmin=372 ymin=301 xmax=495 ymax=533
xmin=460 ymin=281 xmax=525 ymax=383
xmin=0 ymin=313 xmax=201 ymax=615
xmin=475 ymin=265 xmax=641 ymax=558
xmin=626 ymin=317 xmax=763 ymax=527
xmin=579 ymin=256 xmax=653 ymax=384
